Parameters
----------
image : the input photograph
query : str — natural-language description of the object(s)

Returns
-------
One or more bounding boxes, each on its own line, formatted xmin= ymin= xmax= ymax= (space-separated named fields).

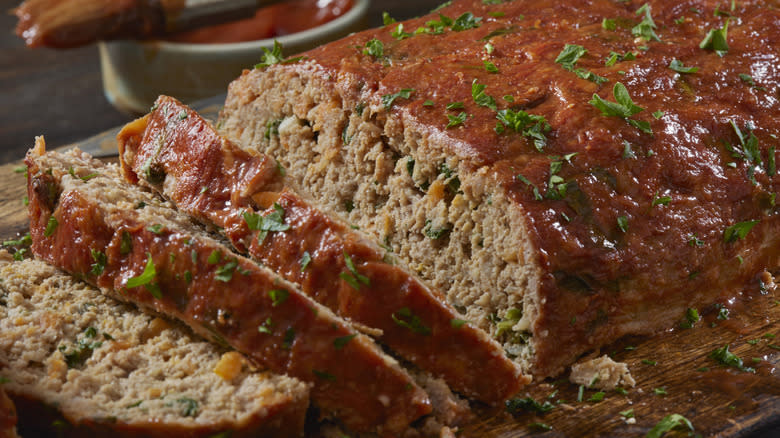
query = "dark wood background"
xmin=0 ymin=0 xmax=443 ymax=164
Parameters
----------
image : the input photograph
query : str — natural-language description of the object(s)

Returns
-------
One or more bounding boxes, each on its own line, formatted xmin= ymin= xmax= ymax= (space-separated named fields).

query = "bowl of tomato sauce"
xmin=99 ymin=0 xmax=368 ymax=114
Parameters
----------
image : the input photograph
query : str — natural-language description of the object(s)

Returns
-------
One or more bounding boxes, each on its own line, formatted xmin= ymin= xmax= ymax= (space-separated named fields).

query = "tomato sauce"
xmin=167 ymin=0 xmax=353 ymax=44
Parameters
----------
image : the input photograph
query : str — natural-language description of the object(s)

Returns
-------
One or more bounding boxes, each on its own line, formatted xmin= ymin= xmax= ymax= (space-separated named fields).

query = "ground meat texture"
xmin=218 ymin=0 xmax=780 ymax=378
xmin=25 ymin=142 xmax=431 ymax=436
xmin=116 ymin=95 xmax=528 ymax=404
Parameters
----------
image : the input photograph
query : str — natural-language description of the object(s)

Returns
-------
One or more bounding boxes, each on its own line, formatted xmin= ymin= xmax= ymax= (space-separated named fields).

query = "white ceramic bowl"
xmin=99 ymin=0 xmax=369 ymax=114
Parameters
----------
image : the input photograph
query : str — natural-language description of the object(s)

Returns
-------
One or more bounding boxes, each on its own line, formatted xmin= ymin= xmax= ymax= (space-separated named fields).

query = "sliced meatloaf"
xmin=116 ymin=95 xmax=528 ymax=404
xmin=0 ymin=252 xmax=309 ymax=438
xmin=219 ymin=0 xmax=780 ymax=377
xmin=24 ymin=140 xmax=431 ymax=435
xmin=0 ymin=387 xmax=16 ymax=438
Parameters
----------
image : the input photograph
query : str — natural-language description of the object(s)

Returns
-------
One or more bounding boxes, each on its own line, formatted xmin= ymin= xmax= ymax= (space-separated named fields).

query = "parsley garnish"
xmin=340 ymin=251 xmax=370 ymax=290
xmin=632 ymin=3 xmax=661 ymax=42
xmin=90 ymin=249 xmax=107 ymax=276
xmin=450 ymin=318 xmax=468 ymax=329
xmin=617 ymin=216 xmax=629 ymax=232
xmin=652 ymin=191 xmax=671 ymax=206
xmin=120 ymin=231 xmax=132 ymax=255
xmin=175 ymin=397 xmax=199 ymax=417
xmin=333 ymin=334 xmax=357 ymax=350
xmin=555 ymin=44 xmax=608 ymax=85
xmin=446 ymin=112 xmax=468 ymax=128
xmin=452 ymin=12 xmax=482 ymax=30
xmin=680 ymin=307 xmax=700 ymax=328
xmin=471 ymin=79 xmax=496 ymax=110
xmin=300 ymin=251 xmax=312 ymax=271
xmin=146 ymin=224 xmax=164 ymax=234
xmin=517 ymin=174 xmax=543 ymax=201
xmin=669 ymin=59 xmax=699 ymax=74
xmin=381 ymin=88 xmax=415 ymax=110
xmin=392 ymin=307 xmax=431 ymax=335
xmin=207 ymin=250 xmax=221 ymax=264
xmin=214 ymin=259 xmax=238 ymax=282
xmin=268 ymin=289 xmax=290 ymax=307
xmin=505 ymin=397 xmax=554 ymax=414
xmin=710 ymin=344 xmax=754 ymax=372
xmin=391 ymin=23 xmax=412 ymax=40
xmin=44 ymin=214 xmax=58 ymax=237
xmin=589 ymin=391 xmax=606 ymax=402
xmin=363 ymin=38 xmax=384 ymax=59
xmin=423 ymin=219 xmax=451 ymax=239
xmin=58 ymin=327 xmax=104 ymax=368
xmin=700 ymin=21 xmax=729 ymax=56
xmin=723 ymin=220 xmax=759 ymax=243
xmin=243 ymin=203 xmax=291 ymax=244
xmin=282 ymin=328 xmax=295 ymax=349
xmin=126 ymin=254 xmax=162 ymax=299
xmin=255 ymin=40 xmax=304 ymax=68
xmin=257 ymin=318 xmax=273 ymax=334
xmin=589 ymin=82 xmax=652 ymax=134
xmin=496 ymin=109 xmax=550 ymax=151
xmin=646 ymin=414 xmax=694 ymax=438
xmin=602 ymin=18 xmax=616 ymax=30
xmin=484 ymin=60 xmax=499 ymax=73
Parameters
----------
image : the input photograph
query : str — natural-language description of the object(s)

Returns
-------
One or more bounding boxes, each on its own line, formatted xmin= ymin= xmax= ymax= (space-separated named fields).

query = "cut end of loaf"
xmin=0 ymin=253 xmax=309 ymax=437
xmin=220 ymin=66 xmax=544 ymax=376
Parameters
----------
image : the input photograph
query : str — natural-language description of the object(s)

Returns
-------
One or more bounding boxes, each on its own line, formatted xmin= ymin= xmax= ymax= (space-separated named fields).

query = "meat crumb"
xmin=569 ymin=355 xmax=636 ymax=390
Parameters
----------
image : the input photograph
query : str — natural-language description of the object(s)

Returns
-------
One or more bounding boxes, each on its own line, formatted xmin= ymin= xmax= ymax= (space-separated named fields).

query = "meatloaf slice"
xmin=0 ymin=253 xmax=309 ymax=438
xmin=0 ymin=387 xmax=16 ymax=438
xmin=24 ymin=141 xmax=431 ymax=435
xmin=116 ymin=95 xmax=528 ymax=404
xmin=219 ymin=0 xmax=780 ymax=378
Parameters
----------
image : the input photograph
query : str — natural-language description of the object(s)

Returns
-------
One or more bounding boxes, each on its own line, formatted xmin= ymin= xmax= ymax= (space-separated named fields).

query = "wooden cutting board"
xmin=0 ymin=110 xmax=777 ymax=438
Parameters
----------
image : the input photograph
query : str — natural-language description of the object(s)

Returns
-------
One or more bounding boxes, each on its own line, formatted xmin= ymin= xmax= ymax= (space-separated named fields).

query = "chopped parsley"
xmin=739 ymin=73 xmax=755 ymax=86
xmin=654 ymin=387 xmax=668 ymax=396
xmin=214 ymin=259 xmax=238 ymax=282
xmin=300 ymin=251 xmax=312 ymax=271
xmin=700 ymin=21 xmax=729 ymax=56
xmin=484 ymin=60 xmax=499 ymax=73
xmin=59 ymin=327 xmax=104 ymax=368
xmin=646 ymin=414 xmax=694 ymax=438
xmin=258 ymin=318 xmax=273 ymax=334
xmin=446 ymin=111 xmax=468 ymax=128
xmin=391 ymin=23 xmax=412 ymax=40
xmin=680 ymin=308 xmax=700 ymax=329
xmin=642 ymin=359 xmax=657 ymax=366
xmin=620 ymin=409 xmax=634 ymax=418
xmin=710 ymin=344 xmax=754 ymax=372
xmin=126 ymin=254 xmax=162 ymax=299
xmin=254 ymin=40 xmax=304 ymax=68
xmin=723 ymin=220 xmax=759 ymax=243
xmin=669 ymin=59 xmax=699 ymax=74
xmin=146 ymin=224 xmax=164 ymax=234
xmin=617 ymin=216 xmax=629 ymax=233
xmin=90 ymin=249 xmax=107 ymax=276
xmin=207 ymin=250 xmax=221 ymax=264
xmin=268 ymin=289 xmax=290 ymax=307
xmin=652 ymin=192 xmax=671 ymax=207
xmin=120 ymin=231 xmax=133 ymax=255
xmin=589 ymin=391 xmax=606 ymax=402
xmin=340 ymin=251 xmax=370 ymax=291
xmin=175 ymin=397 xmax=199 ymax=417
xmin=362 ymin=38 xmax=384 ymax=59
xmin=333 ymin=334 xmax=357 ymax=350
xmin=243 ymin=203 xmax=291 ymax=243
xmin=423 ymin=219 xmax=451 ymax=239
xmin=471 ymin=79 xmax=497 ymax=110
xmin=632 ymin=4 xmax=661 ymax=42
xmin=282 ymin=328 xmax=295 ymax=350
xmin=44 ymin=214 xmax=58 ymax=237
xmin=450 ymin=318 xmax=468 ymax=329
xmin=554 ymin=44 xmax=608 ymax=85
xmin=505 ymin=397 xmax=554 ymax=414
xmin=381 ymin=88 xmax=415 ymax=110
xmin=517 ymin=174 xmax=543 ymax=201
xmin=392 ymin=307 xmax=431 ymax=335
xmin=496 ymin=109 xmax=550 ymax=151
xmin=589 ymin=82 xmax=652 ymax=134
xmin=602 ymin=18 xmax=616 ymax=30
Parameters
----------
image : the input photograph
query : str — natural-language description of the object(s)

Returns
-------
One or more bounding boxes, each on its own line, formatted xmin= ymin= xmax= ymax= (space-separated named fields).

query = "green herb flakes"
xmin=646 ymin=414 xmax=694 ymax=438
xmin=243 ymin=203 xmax=291 ymax=243
xmin=175 ymin=397 xmax=199 ymax=417
xmin=214 ymin=260 xmax=238 ymax=282
xmin=602 ymin=18 xmax=616 ymax=30
xmin=146 ymin=224 xmax=164 ymax=234
xmin=300 ymin=251 xmax=312 ymax=272
xmin=505 ymin=397 xmax=554 ymax=414
xmin=617 ymin=216 xmax=629 ymax=233
xmin=653 ymin=387 xmax=667 ymax=396
xmin=90 ymin=249 xmax=107 ymax=276
xmin=471 ymin=79 xmax=496 ymax=110
xmin=632 ymin=3 xmax=661 ymax=42
xmin=282 ymin=328 xmax=296 ymax=349
xmin=268 ymin=289 xmax=290 ymax=307
xmin=710 ymin=344 xmax=754 ymax=372
xmin=484 ymin=60 xmax=499 ymax=73
xmin=620 ymin=409 xmax=634 ymax=418
xmin=363 ymin=38 xmax=384 ymax=59
xmin=255 ymin=40 xmax=304 ymax=68
xmin=446 ymin=112 xmax=468 ymax=128
xmin=44 ymin=215 xmax=58 ymax=237
xmin=589 ymin=82 xmax=652 ymax=134
xmin=723 ymin=220 xmax=759 ymax=243
xmin=392 ymin=307 xmax=431 ymax=335
xmin=450 ymin=318 xmax=468 ymax=329
xmin=700 ymin=21 xmax=729 ymax=56
xmin=642 ymin=359 xmax=657 ymax=366
xmin=496 ymin=109 xmax=550 ymax=151
xmin=669 ymin=59 xmax=699 ymax=74
xmin=381 ymin=88 xmax=415 ymax=110
xmin=126 ymin=254 xmax=162 ymax=299
xmin=333 ymin=334 xmax=357 ymax=350
xmin=258 ymin=318 xmax=273 ymax=334
xmin=340 ymin=251 xmax=370 ymax=290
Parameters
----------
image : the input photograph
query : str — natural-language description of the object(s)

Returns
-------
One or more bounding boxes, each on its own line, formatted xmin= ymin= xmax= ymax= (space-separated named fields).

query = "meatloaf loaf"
xmin=24 ymin=140 xmax=431 ymax=435
xmin=219 ymin=0 xmax=780 ymax=378
xmin=0 ymin=252 xmax=309 ymax=438
xmin=117 ymin=95 xmax=527 ymax=404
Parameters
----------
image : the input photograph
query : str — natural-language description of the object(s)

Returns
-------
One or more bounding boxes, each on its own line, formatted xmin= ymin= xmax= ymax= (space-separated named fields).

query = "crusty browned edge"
xmin=25 ymin=141 xmax=432 ymax=436
xmin=116 ymin=95 xmax=528 ymax=404
xmin=11 ymin=392 xmax=307 ymax=438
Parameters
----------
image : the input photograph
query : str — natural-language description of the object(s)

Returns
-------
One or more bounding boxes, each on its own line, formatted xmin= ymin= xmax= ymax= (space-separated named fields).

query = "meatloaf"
xmin=116 ymin=95 xmax=527 ymax=404
xmin=219 ymin=0 xmax=780 ymax=377
xmin=24 ymin=140 xmax=431 ymax=435
xmin=0 ymin=252 xmax=309 ymax=438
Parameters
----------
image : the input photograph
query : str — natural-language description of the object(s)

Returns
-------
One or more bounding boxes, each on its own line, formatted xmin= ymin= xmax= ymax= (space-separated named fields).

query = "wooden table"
xmin=0 ymin=1 xmax=778 ymax=437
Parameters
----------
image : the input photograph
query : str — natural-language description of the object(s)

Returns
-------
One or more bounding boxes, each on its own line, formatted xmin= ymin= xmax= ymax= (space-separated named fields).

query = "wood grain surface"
xmin=1 ymin=141 xmax=778 ymax=438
